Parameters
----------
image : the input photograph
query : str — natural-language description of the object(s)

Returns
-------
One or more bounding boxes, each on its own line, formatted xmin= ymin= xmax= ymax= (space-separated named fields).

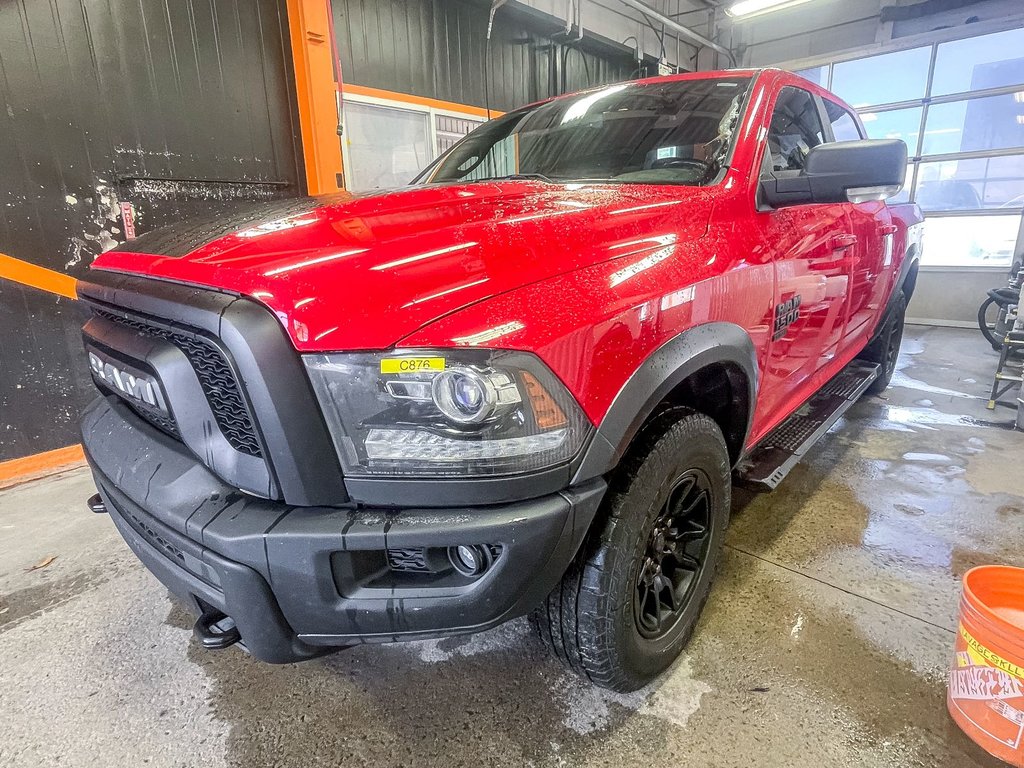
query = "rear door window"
xmin=824 ymin=99 xmax=864 ymax=142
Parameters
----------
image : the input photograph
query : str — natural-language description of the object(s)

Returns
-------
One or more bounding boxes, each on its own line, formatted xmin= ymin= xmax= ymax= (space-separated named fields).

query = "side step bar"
xmin=736 ymin=361 xmax=880 ymax=491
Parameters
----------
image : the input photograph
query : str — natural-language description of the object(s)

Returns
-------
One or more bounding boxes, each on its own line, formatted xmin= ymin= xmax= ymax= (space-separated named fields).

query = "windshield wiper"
xmin=488 ymin=173 xmax=557 ymax=183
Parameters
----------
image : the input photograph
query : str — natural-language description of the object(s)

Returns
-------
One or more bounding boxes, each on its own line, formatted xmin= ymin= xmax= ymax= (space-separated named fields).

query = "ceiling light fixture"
xmin=726 ymin=0 xmax=816 ymax=19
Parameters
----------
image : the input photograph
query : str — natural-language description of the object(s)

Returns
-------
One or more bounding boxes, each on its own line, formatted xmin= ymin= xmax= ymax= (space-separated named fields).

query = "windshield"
xmin=415 ymin=76 xmax=752 ymax=187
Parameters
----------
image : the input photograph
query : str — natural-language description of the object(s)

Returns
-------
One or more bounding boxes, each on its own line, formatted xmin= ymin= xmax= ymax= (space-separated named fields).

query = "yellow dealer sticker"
xmin=380 ymin=357 xmax=446 ymax=374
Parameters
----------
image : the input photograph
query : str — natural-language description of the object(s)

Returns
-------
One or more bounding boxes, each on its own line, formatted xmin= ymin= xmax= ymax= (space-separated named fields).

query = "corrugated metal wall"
xmin=0 ymin=0 xmax=637 ymax=464
xmin=332 ymin=0 xmax=637 ymax=111
xmin=0 ymin=0 xmax=302 ymax=462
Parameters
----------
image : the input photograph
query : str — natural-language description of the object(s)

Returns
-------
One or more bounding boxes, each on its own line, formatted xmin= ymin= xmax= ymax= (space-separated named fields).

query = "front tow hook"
xmin=193 ymin=608 xmax=242 ymax=651
xmin=87 ymin=494 xmax=107 ymax=514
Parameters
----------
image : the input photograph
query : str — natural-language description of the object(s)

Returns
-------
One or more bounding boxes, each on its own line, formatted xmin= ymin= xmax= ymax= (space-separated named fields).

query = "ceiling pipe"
xmin=615 ymin=0 xmax=735 ymax=65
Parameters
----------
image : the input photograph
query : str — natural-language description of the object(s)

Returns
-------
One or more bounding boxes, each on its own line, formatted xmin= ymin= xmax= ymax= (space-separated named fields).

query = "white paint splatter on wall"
xmin=126 ymin=178 xmax=277 ymax=202
xmin=64 ymin=180 xmax=124 ymax=268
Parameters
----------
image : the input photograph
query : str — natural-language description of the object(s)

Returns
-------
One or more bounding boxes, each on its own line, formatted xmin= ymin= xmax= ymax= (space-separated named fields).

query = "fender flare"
xmin=873 ymin=244 xmax=920 ymax=343
xmin=571 ymin=322 xmax=759 ymax=484
xmin=898 ymin=243 xmax=920 ymax=301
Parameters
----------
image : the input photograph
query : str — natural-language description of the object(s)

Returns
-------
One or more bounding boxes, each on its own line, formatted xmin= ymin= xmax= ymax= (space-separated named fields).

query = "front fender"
xmin=572 ymin=322 xmax=758 ymax=484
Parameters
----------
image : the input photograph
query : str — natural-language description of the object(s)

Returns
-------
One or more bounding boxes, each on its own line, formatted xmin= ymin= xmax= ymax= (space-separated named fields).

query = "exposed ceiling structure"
xmin=513 ymin=0 xmax=732 ymax=70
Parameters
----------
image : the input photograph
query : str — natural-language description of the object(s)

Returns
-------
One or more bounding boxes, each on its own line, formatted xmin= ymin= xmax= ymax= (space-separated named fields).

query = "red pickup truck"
xmin=79 ymin=69 xmax=922 ymax=692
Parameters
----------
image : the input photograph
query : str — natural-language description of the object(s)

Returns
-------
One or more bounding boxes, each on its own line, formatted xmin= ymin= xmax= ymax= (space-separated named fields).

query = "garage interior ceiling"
xmin=515 ymin=0 xmax=728 ymax=69
xmin=731 ymin=0 xmax=1023 ymax=67
xmin=614 ymin=0 xmax=733 ymax=61
xmin=517 ymin=0 xmax=1023 ymax=74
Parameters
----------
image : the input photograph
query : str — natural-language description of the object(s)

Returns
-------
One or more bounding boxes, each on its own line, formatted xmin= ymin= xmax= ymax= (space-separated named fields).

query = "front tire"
xmin=532 ymin=407 xmax=730 ymax=692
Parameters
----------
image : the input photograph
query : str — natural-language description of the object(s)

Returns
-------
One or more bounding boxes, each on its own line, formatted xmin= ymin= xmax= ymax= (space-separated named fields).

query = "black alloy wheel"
xmin=634 ymin=470 xmax=712 ymax=639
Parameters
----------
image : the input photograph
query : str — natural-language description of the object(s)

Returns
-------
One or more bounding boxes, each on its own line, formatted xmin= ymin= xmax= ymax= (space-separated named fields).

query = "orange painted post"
xmin=0 ymin=253 xmax=78 ymax=299
xmin=0 ymin=445 xmax=86 ymax=489
xmin=286 ymin=0 xmax=345 ymax=194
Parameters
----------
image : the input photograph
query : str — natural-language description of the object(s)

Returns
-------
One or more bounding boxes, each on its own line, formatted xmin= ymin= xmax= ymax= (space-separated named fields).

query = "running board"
xmin=736 ymin=361 xmax=880 ymax=492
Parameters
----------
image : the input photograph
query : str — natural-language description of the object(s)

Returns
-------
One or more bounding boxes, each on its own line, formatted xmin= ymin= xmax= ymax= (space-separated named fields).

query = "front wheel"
xmin=531 ymin=407 xmax=730 ymax=692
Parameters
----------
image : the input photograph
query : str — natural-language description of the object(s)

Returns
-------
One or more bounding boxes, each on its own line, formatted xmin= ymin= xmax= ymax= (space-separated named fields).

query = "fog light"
xmin=449 ymin=544 xmax=487 ymax=576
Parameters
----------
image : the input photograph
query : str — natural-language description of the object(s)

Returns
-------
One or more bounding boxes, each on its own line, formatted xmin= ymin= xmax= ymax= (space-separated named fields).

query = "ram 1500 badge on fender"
xmin=79 ymin=69 xmax=922 ymax=692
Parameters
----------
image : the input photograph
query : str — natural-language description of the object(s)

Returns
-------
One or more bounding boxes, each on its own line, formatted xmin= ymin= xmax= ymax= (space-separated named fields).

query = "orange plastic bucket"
xmin=949 ymin=565 xmax=1024 ymax=766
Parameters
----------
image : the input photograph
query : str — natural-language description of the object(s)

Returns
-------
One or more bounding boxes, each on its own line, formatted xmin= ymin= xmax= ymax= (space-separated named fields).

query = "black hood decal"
xmin=112 ymin=196 xmax=325 ymax=258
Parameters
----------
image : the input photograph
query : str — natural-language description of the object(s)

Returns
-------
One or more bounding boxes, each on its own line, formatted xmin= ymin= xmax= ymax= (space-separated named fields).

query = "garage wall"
xmin=331 ymin=0 xmax=638 ymax=113
xmin=907 ymin=267 xmax=1011 ymax=328
xmin=0 ymin=0 xmax=303 ymax=463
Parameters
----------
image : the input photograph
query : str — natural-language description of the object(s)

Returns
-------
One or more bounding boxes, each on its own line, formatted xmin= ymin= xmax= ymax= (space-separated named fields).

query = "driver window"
xmin=766 ymin=87 xmax=825 ymax=173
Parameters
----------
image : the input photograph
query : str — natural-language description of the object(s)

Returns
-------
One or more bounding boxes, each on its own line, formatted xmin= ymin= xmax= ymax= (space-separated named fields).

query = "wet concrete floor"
xmin=1 ymin=325 xmax=1021 ymax=767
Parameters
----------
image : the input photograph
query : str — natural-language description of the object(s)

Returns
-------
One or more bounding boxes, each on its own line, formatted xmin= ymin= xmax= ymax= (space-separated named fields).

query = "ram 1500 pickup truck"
xmin=79 ymin=69 xmax=923 ymax=692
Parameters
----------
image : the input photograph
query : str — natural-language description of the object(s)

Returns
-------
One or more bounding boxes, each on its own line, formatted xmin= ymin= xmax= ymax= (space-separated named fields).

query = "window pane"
xmin=932 ymin=28 xmax=1024 ymax=97
xmin=921 ymin=94 xmax=1024 ymax=156
xmin=767 ymin=87 xmax=825 ymax=172
xmin=343 ymin=102 xmax=432 ymax=192
xmin=794 ymin=66 xmax=828 ymax=87
xmin=823 ymin=99 xmax=861 ymax=141
xmin=859 ymin=107 xmax=922 ymax=152
xmin=892 ymin=162 xmax=914 ymax=204
xmin=830 ymin=47 xmax=931 ymax=108
xmin=915 ymin=154 xmax=1024 ymax=212
xmin=423 ymin=78 xmax=753 ymax=185
xmin=831 ymin=112 xmax=861 ymax=142
xmin=435 ymin=114 xmax=483 ymax=155
xmin=919 ymin=214 xmax=1020 ymax=267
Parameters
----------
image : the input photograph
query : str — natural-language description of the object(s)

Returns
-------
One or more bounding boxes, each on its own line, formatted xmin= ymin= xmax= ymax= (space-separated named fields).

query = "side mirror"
xmin=760 ymin=139 xmax=908 ymax=207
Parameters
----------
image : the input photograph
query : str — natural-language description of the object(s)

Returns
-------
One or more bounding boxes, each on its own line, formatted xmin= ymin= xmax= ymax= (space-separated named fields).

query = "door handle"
xmin=880 ymin=224 xmax=898 ymax=236
xmin=830 ymin=233 xmax=858 ymax=250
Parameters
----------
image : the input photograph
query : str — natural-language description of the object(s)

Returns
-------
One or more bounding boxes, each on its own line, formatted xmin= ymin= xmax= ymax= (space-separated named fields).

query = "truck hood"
xmin=92 ymin=181 xmax=715 ymax=351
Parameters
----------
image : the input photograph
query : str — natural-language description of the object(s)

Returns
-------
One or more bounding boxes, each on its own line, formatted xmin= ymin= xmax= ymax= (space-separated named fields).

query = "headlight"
xmin=303 ymin=349 xmax=591 ymax=478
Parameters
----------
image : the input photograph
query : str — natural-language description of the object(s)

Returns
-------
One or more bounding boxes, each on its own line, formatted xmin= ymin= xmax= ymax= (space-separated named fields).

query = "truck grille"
xmin=127 ymin=399 xmax=181 ymax=440
xmin=95 ymin=309 xmax=263 ymax=458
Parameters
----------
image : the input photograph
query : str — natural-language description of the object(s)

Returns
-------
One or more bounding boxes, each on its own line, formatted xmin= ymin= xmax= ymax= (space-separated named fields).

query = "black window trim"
xmin=755 ymin=85 xmax=833 ymax=211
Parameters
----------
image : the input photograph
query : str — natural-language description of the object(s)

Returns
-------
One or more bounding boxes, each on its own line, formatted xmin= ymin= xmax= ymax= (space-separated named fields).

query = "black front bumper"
xmin=83 ymin=397 xmax=605 ymax=663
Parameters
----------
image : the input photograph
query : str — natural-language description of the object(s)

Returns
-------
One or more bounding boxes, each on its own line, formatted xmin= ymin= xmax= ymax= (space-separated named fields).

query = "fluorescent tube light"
xmin=726 ymin=0 xmax=816 ymax=18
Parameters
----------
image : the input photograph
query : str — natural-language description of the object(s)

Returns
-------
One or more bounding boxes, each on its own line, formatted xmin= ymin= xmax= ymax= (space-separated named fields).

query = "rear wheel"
xmin=531 ymin=407 xmax=730 ymax=692
xmin=861 ymin=291 xmax=906 ymax=395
